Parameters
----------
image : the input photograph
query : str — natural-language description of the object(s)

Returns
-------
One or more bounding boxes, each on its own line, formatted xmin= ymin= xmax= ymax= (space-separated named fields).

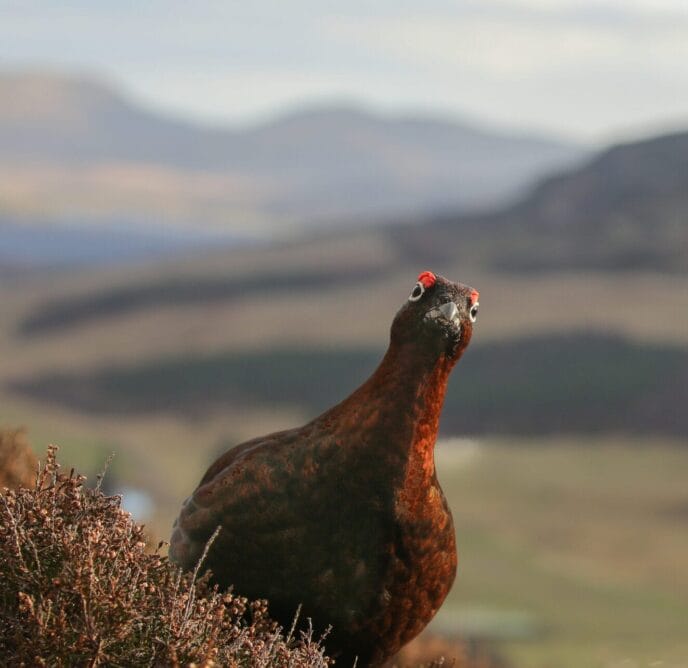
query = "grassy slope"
xmin=436 ymin=440 xmax=688 ymax=668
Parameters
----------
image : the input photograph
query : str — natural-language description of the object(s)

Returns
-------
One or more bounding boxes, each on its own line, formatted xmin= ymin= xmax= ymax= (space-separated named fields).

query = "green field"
xmin=435 ymin=439 xmax=688 ymax=668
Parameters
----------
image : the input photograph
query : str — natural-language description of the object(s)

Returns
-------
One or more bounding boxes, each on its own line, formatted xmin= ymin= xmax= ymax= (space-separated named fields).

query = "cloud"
xmin=1 ymin=1 xmax=687 ymax=140
xmin=328 ymin=9 xmax=688 ymax=75
xmin=321 ymin=4 xmax=688 ymax=139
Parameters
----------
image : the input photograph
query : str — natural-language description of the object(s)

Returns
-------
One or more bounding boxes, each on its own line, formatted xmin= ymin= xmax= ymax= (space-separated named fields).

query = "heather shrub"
xmin=0 ymin=446 xmax=332 ymax=667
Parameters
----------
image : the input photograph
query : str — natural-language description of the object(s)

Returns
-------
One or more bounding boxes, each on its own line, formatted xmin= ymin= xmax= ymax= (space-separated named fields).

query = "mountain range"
xmin=0 ymin=70 xmax=584 ymax=234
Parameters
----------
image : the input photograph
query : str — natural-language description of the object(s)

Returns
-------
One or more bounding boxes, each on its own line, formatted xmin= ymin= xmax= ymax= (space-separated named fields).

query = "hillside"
xmin=0 ymin=70 xmax=583 ymax=233
xmin=397 ymin=130 xmax=688 ymax=273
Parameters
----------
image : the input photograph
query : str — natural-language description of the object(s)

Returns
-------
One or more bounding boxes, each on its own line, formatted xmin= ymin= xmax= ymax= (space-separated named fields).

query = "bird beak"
xmin=438 ymin=301 xmax=459 ymax=323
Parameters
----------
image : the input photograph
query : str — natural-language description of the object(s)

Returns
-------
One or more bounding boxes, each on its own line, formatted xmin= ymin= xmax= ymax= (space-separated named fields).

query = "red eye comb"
xmin=417 ymin=271 xmax=436 ymax=288
xmin=470 ymin=289 xmax=479 ymax=305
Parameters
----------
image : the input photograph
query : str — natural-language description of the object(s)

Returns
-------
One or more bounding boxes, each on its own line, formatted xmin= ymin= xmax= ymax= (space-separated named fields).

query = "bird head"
xmin=390 ymin=270 xmax=479 ymax=360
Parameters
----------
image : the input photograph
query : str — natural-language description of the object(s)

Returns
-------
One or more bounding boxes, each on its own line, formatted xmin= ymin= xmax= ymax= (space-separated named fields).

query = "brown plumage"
xmin=169 ymin=271 xmax=479 ymax=666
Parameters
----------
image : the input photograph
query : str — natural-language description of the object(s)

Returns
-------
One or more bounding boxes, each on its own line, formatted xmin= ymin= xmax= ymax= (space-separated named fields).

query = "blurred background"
xmin=1 ymin=2 xmax=687 ymax=666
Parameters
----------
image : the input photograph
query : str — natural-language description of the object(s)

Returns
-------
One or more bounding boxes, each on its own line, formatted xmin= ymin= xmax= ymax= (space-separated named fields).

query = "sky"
xmin=1 ymin=0 xmax=688 ymax=143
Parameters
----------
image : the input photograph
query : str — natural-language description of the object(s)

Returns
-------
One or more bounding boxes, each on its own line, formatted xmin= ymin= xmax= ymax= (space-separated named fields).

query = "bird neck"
xmin=370 ymin=341 xmax=454 ymax=429
xmin=328 ymin=341 xmax=456 ymax=489
xmin=384 ymin=344 xmax=454 ymax=492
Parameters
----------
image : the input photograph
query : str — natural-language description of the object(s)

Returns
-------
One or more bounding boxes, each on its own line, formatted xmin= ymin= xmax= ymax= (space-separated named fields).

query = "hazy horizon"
xmin=0 ymin=65 xmax=586 ymax=144
xmin=2 ymin=1 xmax=687 ymax=144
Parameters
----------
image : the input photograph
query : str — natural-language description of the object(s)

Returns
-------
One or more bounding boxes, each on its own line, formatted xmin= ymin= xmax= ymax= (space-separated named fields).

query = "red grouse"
xmin=170 ymin=271 xmax=479 ymax=666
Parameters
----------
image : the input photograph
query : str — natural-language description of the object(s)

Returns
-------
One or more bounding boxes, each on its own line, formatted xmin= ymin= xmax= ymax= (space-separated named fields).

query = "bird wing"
xmin=170 ymin=421 xmax=394 ymax=630
xmin=170 ymin=426 xmax=317 ymax=571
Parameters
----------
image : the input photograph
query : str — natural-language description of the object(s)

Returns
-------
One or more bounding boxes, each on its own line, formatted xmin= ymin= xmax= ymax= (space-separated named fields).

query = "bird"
xmin=169 ymin=271 xmax=480 ymax=666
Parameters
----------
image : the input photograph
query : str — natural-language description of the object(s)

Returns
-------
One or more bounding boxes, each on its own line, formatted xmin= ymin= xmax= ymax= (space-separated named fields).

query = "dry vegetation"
xmin=0 ymin=442 xmax=505 ymax=667
xmin=0 ymin=446 xmax=331 ymax=667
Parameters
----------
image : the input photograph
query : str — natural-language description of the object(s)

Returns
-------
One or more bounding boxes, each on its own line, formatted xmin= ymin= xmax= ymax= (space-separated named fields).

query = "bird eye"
xmin=408 ymin=282 xmax=425 ymax=302
xmin=469 ymin=302 xmax=479 ymax=323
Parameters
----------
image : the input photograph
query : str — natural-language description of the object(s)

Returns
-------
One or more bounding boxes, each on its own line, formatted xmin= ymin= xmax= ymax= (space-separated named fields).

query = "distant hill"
xmin=0 ymin=70 xmax=584 ymax=232
xmin=395 ymin=130 xmax=688 ymax=273
xmin=0 ymin=71 xmax=225 ymax=166
xmin=3 ymin=125 xmax=688 ymax=441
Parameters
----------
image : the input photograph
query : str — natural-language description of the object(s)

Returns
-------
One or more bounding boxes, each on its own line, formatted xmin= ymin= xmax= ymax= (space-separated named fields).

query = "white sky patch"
xmin=494 ymin=0 xmax=688 ymax=11
xmin=321 ymin=9 xmax=688 ymax=140
xmin=1 ymin=1 xmax=687 ymax=141
xmin=329 ymin=16 xmax=634 ymax=76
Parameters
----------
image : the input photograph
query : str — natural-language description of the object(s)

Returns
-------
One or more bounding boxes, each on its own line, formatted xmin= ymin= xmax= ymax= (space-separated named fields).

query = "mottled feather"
xmin=170 ymin=272 xmax=479 ymax=666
